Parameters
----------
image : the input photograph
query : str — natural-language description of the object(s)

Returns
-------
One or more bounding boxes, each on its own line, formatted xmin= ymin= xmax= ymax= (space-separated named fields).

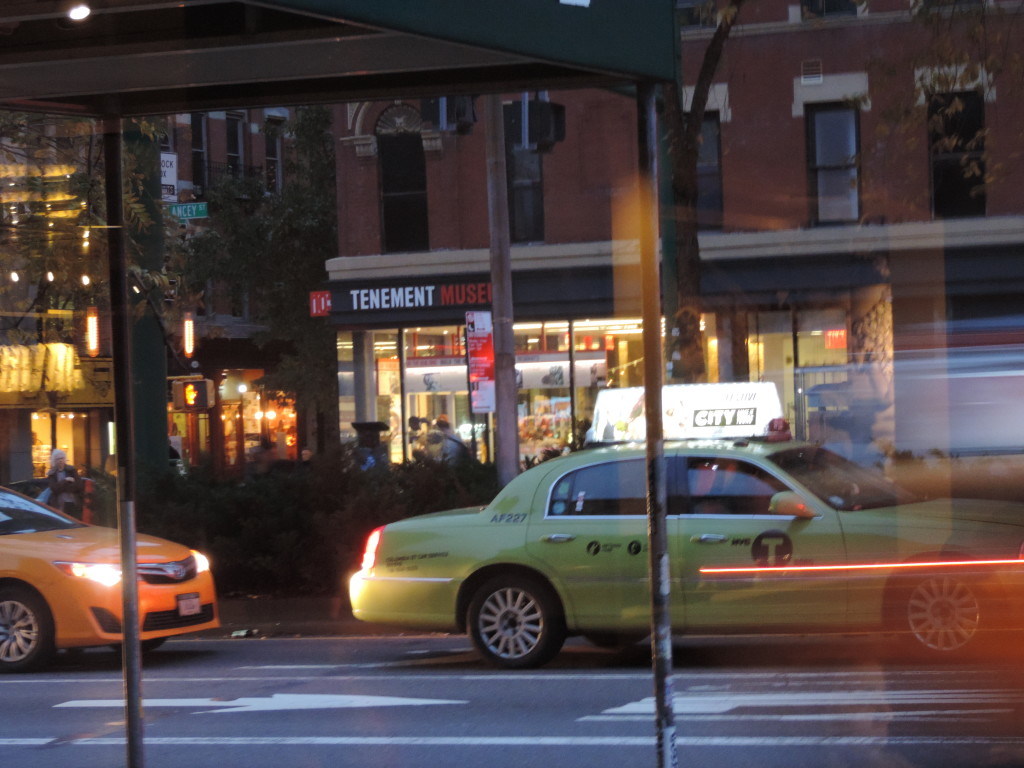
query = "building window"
xmin=376 ymin=105 xmax=429 ymax=253
xmin=190 ymin=113 xmax=207 ymax=196
xmin=502 ymin=97 xmax=562 ymax=243
xmin=507 ymin=147 xmax=544 ymax=243
xmin=678 ymin=0 xmax=717 ymax=27
xmin=929 ymin=90 xmax=985 ymax=219
xmin=801 ymin=0 xmax=858 ymax=19
xmin=225 ymin=113 xmax=245 ymax=173
xmin=697 ymin=113 xmax=724 ymax=230
xmin=159 ymin=123 xmax=174 ymax=153
xmin=264 ymin=118 xmax=283 ymax=193
xmin=807 ymin=104 xmax=860 ymax=224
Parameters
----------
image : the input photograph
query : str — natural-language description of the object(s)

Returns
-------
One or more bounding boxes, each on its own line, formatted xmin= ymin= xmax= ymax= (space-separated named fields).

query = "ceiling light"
xmin=67 ymin=4 xmax=91 ymax=21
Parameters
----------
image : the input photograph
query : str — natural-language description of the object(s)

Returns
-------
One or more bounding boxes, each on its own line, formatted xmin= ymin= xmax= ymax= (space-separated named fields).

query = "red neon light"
xmin=825 ymin=329 xmax=847 ymax=350
xmin=700 ymin=558 xmax=1024 ymax=576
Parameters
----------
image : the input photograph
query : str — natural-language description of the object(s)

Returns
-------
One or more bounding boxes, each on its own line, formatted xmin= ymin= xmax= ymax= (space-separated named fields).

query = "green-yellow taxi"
xmin=350 ymin=437 xmax=1024 ymax=668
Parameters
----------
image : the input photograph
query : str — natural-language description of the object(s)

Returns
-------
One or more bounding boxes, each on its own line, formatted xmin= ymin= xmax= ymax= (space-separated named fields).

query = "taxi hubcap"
xmin=0 ymin=600 xmax=39 ymax=663
xmin=478 ymin=587 xmax=543 ymax=659
xmin=906 ymin=576 xmax=980 ymax=652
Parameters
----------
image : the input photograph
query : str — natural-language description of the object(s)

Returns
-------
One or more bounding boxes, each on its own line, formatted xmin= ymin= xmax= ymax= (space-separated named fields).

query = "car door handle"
xmin=543 ymin=533 xmax=577 ymax=543
xmin=690 ymin=534 xmax=728 ymax=544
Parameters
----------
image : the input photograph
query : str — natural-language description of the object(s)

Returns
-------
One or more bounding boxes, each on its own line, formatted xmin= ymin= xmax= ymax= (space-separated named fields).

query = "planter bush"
xmin=135 ymin=445 xmax=499 ymax=597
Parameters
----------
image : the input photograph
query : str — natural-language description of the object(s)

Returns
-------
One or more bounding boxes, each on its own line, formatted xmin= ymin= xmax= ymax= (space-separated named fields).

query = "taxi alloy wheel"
xmin=468 ymin=576 xmax=566 ymax=669
xmin=0 ymin=586 xmax=56 ymax=672
xmin=904 ymin=575 xmax=982 ymax=653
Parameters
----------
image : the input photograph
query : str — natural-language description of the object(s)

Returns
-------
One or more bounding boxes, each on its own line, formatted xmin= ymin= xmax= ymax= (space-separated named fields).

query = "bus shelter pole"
xmin=637 ymin=83 xmax=679 ymax=768
xmin=104 ymin=118 xmax=146 ymax=768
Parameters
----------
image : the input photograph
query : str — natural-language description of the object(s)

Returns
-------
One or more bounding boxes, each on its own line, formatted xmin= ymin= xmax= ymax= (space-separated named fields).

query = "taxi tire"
xmin=0 ymin=585 xmax=56 ymax=673
xmin=467 ymin=575 xmax=566 ymax=669
xmin=899 ymin=573 xmax=984 ymax=655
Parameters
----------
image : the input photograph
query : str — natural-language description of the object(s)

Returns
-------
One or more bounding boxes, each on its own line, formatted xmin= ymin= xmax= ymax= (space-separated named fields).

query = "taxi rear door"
xmin=525 ymin=457 xmax=664 ymax=633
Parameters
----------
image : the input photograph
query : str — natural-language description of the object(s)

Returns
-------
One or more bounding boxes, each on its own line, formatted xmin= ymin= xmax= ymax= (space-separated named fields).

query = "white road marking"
xmin=56 ymin=693 xmax=467 ymax=714
xmin=27 ymin=735 xmax=1024 ymax=748
xmin=582 ymin=709 xmax=1012 ymax=722
xmin=603 ymin=689 xmax=1024 ymax=716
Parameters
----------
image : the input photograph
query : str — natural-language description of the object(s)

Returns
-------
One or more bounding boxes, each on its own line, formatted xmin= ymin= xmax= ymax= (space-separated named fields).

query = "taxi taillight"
xmin=361 ymin=526 xmax=385 ymax=572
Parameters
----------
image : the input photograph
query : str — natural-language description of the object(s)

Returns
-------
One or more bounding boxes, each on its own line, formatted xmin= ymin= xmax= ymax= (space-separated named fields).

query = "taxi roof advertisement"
xmin=588 ymin=383 xmax=784 ymax=443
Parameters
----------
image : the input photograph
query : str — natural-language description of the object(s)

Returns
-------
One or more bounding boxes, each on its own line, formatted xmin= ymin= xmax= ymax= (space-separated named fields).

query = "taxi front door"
xmin=674 ymin=456 xmax=849 ymax=632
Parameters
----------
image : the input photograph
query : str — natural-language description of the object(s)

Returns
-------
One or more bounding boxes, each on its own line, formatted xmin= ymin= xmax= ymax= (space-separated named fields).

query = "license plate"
xmin=177 ymin=593 xmax=202 ymax=617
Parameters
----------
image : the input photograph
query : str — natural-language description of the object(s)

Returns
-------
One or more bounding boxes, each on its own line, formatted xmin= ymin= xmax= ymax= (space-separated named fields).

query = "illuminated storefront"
xmin=329 ymin=244 xmax=896 ymax=467
xmin=167 ymin=368 xmax=299 ymax=475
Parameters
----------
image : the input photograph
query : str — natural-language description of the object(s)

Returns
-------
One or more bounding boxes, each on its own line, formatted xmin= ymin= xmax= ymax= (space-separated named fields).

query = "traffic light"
xmin=171 ymin=379 xmax=215 ymax=410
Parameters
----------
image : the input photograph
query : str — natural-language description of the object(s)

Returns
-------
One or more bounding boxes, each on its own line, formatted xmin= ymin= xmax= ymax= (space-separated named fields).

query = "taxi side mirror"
xmin=769 ymin=491 xmax=816 ymax=519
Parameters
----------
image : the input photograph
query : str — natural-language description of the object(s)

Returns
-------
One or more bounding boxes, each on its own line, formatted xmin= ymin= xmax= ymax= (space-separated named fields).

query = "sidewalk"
xmin=199 ymin=594 xmax=407 ymax=639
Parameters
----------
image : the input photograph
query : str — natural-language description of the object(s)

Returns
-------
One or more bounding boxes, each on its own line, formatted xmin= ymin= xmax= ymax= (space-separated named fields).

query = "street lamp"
xmin=86 ymin=306 xmax=100 ymax=357
xmin=183 ymin=311 xmax=195 ymax=358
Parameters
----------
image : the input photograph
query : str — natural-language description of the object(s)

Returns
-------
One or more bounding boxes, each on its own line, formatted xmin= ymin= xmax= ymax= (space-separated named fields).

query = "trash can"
xmin=351 ymin=421 xmax=389 ymax=469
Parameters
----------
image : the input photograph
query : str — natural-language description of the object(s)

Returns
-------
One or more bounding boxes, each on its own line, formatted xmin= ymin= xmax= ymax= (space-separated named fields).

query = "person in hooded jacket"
xmin=46 ymin=448 xmax=83 ymax=518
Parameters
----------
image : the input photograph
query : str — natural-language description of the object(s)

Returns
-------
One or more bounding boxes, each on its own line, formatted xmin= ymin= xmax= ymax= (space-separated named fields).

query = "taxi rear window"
xmin=548 ymin=459 xmax=647 ymax=516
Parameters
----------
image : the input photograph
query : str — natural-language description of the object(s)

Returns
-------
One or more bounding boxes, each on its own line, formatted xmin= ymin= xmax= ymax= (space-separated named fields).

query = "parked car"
xmin=350 ymin=433 xmax=1024 ymax=668
xmin=0 ymin=484 xmax=218 ymax=672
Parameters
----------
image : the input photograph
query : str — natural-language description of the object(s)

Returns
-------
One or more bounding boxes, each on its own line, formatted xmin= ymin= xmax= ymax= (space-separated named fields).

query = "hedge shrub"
xmin=134 ymin=445 xmax=499 ymax=597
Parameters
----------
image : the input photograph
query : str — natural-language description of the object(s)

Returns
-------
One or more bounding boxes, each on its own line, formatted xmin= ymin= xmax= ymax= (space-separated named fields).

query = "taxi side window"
xmin=548 ymin=459 xmax=647 ymax=516
xmin=685 ymin=457 xmax=785 ymax=516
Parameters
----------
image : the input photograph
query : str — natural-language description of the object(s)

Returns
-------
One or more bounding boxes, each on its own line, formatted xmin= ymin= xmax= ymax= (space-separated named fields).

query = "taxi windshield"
xmin=766 ymin=446 xmax=921 ymax=511
xmin=0 ymin=490 xmax=84 ymax=535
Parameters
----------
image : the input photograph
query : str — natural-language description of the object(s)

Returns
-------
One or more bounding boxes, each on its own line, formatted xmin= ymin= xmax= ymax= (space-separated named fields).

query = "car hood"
xmin=13 ymin=525 xmax=193 ymax=562
xmin=868 ymin=498 xmax=1024 ymax=528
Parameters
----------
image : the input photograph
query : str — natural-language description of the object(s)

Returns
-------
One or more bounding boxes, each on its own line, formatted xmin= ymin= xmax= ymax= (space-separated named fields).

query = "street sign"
xmin=309 ymin=290 xmax=332 ymax=317
xmin=466 ymin=310 xmax=495 ymax=413
xmin=160 ymin=152 xmax=178 ymax=202
xmin=167 ymin=202 xmax=208 ymax=220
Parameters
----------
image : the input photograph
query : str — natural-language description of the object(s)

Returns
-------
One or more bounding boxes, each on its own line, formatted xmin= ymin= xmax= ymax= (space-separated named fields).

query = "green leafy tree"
xmin=182 ymin=106 xmax=340 ymax=448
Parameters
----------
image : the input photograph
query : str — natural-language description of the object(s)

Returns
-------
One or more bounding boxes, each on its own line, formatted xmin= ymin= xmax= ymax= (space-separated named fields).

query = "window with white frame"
xmin=264 ymin=118 xmax=284 ymax=193
xmin=697 ymin=112 xmax=724 ymax=229
xmin=928 ymin=90 xmax=985 ymax=219
xmin=806 ymin=104 xmax=860 ymax=224
xmin=190 ymin=113 xmax=207 ymax=196
xmin=225 ymin=113 xmax=245 ymax=173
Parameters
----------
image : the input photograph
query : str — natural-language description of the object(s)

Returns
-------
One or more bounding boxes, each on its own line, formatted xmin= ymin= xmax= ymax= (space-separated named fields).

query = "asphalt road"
xmin=3 ymin=633 xmax=1024 ymax=768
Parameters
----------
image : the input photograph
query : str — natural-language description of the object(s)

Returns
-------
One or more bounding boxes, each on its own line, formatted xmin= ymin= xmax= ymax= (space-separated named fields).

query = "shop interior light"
xmin=183 ymin=312 xmax=195 ymax=358
xmin=81 ymin=275 xmax=90 ymax=286
xmin=86 ymin=306 xmax=99 ymax=357
xmin=46 ymin=271 xmax=55 ymax=282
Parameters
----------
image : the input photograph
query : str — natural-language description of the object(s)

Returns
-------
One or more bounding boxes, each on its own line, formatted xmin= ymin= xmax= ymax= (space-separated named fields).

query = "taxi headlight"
xmin=54 ymin=561 xmax=122 ymax=587
xmin=191 ymin=549 xmax=211 ymax=573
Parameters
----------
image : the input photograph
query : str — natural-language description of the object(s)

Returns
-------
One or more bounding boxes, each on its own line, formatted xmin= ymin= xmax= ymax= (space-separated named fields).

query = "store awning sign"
xmin=467 ymin=311 xmax=495 ymax=413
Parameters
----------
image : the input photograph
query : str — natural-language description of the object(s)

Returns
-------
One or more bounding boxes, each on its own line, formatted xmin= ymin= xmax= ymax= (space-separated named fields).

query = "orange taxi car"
xmin=0 ymin=485 xmax=218 ymax=671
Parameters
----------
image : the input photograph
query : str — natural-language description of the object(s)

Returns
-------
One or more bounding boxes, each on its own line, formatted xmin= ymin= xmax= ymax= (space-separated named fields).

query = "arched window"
xmin=375 ymin=105 xmax=428 ymax=253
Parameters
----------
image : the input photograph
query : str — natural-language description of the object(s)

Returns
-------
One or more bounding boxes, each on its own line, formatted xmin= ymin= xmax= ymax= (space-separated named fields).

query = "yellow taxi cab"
xmin=0 ymin=485 xmax=218 ymax=671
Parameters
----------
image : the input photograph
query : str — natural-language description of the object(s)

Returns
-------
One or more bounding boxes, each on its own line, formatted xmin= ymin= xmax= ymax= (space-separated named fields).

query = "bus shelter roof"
xmin=0 ymin=0 xmax=676 ymax=116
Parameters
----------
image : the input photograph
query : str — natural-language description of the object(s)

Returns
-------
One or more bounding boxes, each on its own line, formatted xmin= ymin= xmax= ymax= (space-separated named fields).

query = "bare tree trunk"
xmin=663 ymin=0 xmax=746 ymax=383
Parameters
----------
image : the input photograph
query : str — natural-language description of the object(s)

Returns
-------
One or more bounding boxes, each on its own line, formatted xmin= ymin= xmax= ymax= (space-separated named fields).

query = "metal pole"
xmin=103 ymin=118 xmax=146 ymax=768
xmin=637 ymin=83 xmax=678 ymax=768
xmin=398 ymin=328 xmax=409 ymax=459
xmin=483 ymin=93 xmax=519 ymax=487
